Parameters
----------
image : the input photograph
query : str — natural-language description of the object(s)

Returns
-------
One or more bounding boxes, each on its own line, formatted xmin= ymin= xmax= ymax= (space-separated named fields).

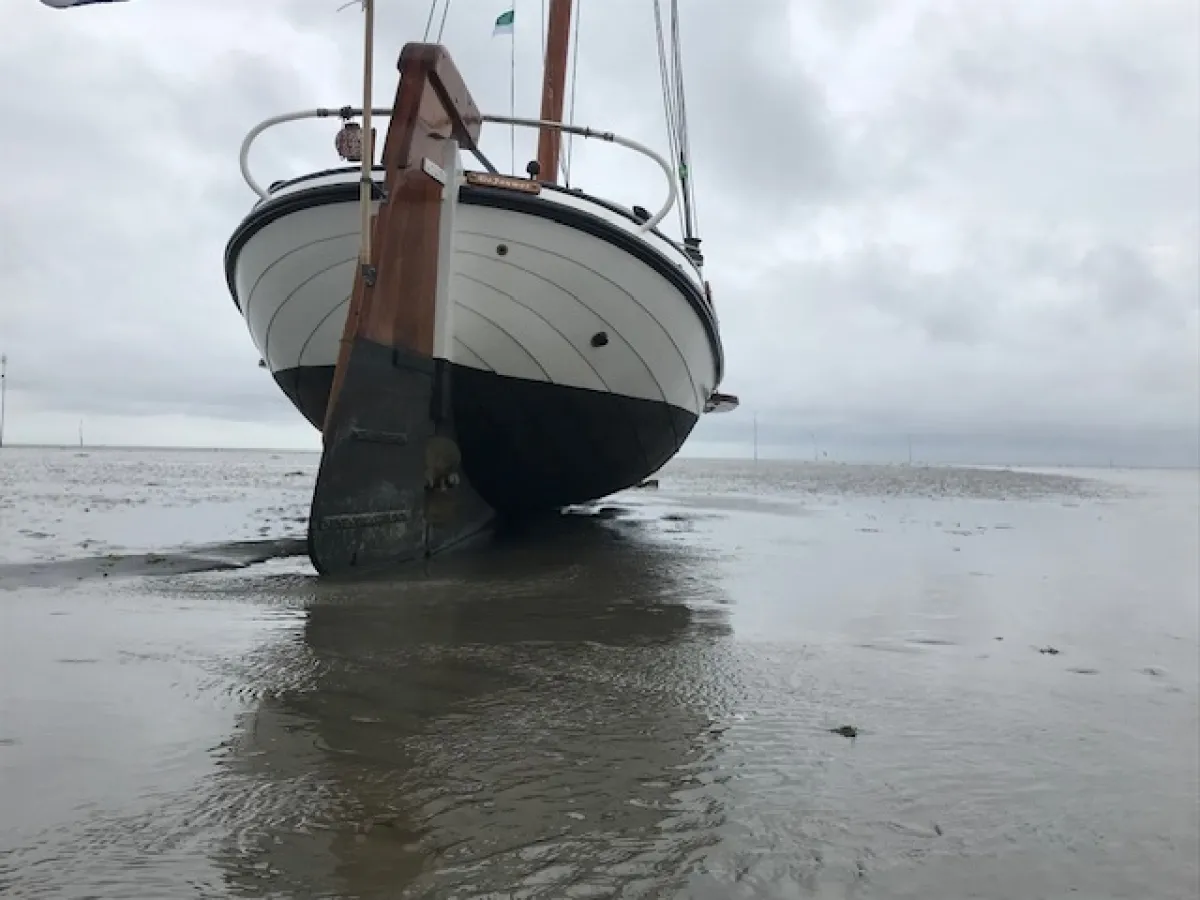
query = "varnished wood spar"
xmin=324 ymin=43 xmax=482 ymax=435
xmin=308 ymin=43 xmax=492 ymax=575
xmin=536 ymin=0 xmax=574 ymax=184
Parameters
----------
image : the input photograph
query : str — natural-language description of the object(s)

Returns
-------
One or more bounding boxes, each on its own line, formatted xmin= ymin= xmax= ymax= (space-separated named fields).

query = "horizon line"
xmin=1 ymin=442 xmax=1196 ymax=471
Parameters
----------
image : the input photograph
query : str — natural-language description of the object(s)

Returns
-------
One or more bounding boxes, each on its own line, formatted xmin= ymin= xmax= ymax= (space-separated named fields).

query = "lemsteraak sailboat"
xmin=224 ymin=0 xmax=738 ymax=574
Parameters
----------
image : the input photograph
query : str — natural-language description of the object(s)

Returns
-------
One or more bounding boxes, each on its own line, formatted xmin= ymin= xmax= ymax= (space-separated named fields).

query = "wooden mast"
xmin=536 ymin=0 xmax=573 ymax=184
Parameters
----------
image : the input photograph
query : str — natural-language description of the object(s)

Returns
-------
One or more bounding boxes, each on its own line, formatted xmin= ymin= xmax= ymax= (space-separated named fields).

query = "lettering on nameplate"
xmin=465 ymin=171 xmax=542 ymax=194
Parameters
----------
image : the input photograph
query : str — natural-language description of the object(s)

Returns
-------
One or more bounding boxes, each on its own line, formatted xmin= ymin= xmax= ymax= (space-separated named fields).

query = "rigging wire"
xmin=652 ymin=0 xmax=683 ymax=236
xmin=652 ymin=0 xmax=698 ymax=240
xmin=562 ymin=0 xmax=582 ymax=186
xmin=421 ymin=0 xmax=438 ymax=40
xmin=670 ymin=0 xmax=698 ymax=238
xmin=421 ymin=0 xmax=452 ymax=41
xmin=436 ymin=0 xmax=452 ymax=41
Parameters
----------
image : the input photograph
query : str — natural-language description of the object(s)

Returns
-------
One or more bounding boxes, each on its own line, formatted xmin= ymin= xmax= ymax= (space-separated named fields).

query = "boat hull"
xmin=225 ymin=168 xmax=724 ymax=513
xmin=278 ymin=360 xmax=697 ymax=512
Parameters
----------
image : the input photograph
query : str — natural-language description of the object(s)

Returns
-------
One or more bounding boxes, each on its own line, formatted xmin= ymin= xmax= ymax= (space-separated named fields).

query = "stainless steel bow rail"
xmin=237 ymin=108 xmax=680 ymax=234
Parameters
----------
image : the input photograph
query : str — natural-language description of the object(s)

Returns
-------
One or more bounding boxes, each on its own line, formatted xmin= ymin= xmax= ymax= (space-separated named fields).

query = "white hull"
xmin=226 ymin=169 xmax=722 ymax=421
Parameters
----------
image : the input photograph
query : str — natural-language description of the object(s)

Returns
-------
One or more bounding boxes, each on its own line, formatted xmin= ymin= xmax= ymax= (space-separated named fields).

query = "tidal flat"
xmin=1 ymin=448 xmax=1196 ymax=899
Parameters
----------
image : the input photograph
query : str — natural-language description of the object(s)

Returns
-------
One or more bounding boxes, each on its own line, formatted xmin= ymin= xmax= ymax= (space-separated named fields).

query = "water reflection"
xmin=212 ymin=507 xmax=735 ymax=899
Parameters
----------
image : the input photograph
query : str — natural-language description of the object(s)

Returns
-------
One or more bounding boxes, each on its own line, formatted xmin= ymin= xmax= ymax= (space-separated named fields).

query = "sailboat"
xmin=224 ymin=0 xmax=738 ymax=574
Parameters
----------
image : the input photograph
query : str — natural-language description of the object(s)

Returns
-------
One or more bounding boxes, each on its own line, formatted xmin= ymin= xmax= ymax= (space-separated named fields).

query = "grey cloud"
xmin=852 ymin=3 xmax=1199 ymax=224
xmin=680 ymin=0 xmax=847 ymax=211
xmin=1073 ymin=244 xmax=1186 ymax=326
xmin=0 ymin=4 xmax=327 ymax=429
xmin=809 ymin=0 xmax=889 ymax=35
xmin=709 ymin=227 xmax=1197 ymax=436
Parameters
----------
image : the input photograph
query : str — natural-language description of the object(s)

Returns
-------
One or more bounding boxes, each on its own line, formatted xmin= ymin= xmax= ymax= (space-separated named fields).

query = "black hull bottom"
xmin=276 ymin=363 xmax=699 ymax=514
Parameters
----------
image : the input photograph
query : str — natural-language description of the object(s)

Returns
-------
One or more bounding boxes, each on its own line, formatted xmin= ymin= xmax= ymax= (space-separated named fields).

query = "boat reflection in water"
xmin=211 ymin=505 xmax=735 ymax=898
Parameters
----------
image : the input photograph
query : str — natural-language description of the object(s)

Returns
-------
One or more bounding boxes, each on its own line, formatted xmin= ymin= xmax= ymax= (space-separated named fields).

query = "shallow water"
xmin=1 ymin=449 xmax=1197 ymax=899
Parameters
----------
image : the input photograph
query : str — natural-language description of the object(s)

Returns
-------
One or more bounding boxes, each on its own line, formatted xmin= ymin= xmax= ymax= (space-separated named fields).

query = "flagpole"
xmin=358 ymin=0 xmax=375 ymax=268
xmin=0 ymin=353 xmax=7 ymax=449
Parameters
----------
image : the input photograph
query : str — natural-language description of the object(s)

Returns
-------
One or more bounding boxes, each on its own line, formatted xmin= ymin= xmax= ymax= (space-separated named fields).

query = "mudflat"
xmin=1 ymin=448 xmax=1196 ymax=899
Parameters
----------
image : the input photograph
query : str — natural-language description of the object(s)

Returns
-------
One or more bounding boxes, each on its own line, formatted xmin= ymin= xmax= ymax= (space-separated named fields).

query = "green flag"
xmin=492 ymin=9 xmax=514 ymax=36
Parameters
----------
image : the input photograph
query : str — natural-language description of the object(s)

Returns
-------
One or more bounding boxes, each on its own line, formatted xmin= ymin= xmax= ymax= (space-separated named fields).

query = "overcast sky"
xmin=1 ymin=0 xmax=1196 ymax=465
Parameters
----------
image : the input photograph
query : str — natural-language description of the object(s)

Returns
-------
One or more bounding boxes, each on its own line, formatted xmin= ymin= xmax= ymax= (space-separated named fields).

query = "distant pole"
xmin=810 ymin=431 xmax=817 ymax=462
xmin=752 ymin=411 xmax=759 ymax=464
xmin=907 ymin=434 xmax=913 ymax=465
xmin=0 ymin=353 xmax=7 ymax=449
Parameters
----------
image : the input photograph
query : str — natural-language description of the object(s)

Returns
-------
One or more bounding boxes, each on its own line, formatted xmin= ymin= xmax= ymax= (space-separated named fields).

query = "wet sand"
xmin=1 ymin=448 xmax=1197 ymax=899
